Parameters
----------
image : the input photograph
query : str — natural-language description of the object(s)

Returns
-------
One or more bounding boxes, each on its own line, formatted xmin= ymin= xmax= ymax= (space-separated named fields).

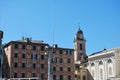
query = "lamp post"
xmin=45 ymin=45 xmax=54 ymax=80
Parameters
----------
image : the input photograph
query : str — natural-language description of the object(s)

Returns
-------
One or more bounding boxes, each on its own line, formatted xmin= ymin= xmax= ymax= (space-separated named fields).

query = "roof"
xmin=89 ymin=50 xmax=105 ymax=56
xmin=76 ymin=27 xmax=83 ymax=34
xmin=88 ymin=47 xmax=120 ymax=59
xmin=89 ymin=47 xmax=120 ymax=56
xmin=47 ymin=44 xmax=74 ymax=50
xmin=4 ymin=38 xmax=74 ymax=50
xmin=4 ymin=39 xmax=48 ymax=48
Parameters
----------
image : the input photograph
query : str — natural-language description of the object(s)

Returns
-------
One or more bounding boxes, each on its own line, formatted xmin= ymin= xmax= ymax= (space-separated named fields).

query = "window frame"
xmin=22 ymin=44 xmax=26 ymax=49
xmin=14 ymin=62 xmax=18 ymax=68
xmin=22 ymin=53 xmax=26 ymax=59
xmin=41 ymin=64 xmax=44 ymax=69
xmin=14 ymin=73 xmax=17 ymax=78
xmin=14 ymin=44 xmax=18 ymax=49
xmin=32 ymin=45 xmax=36 ymax=50
xmin=14 ymin=53 xmax=18 ymax=58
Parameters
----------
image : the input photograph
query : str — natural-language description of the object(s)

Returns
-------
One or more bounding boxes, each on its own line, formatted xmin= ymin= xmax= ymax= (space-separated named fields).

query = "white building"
xmin=87 ymin=47 xmax=120 ymax=80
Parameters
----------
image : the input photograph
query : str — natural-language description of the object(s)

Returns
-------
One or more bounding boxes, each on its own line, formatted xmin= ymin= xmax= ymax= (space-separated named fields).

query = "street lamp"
xmin=45 ymin=45 xmax=55 ymax=80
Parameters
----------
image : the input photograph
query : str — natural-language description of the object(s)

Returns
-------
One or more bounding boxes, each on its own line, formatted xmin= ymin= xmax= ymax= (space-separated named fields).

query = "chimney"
xmin=53 ymin=44 xmax=58 ymax=48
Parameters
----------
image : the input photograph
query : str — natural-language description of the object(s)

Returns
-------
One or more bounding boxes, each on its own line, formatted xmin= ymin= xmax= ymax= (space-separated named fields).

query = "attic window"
xmin=108 ymin=59 xmax=112 ymax=63
xmin=91 ymin=63 xmax=95 ymax=66
xmin=99 ymin=61 xmax=103 ymax=65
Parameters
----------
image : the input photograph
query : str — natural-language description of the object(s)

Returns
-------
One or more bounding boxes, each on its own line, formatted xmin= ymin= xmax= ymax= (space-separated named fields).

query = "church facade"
xmin=87 ymin=47 xmax=120 ymax=80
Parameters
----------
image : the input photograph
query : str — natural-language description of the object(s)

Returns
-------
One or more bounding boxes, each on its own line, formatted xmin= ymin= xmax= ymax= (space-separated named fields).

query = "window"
xmin=22 ymin=44 xmax=26 ymax=49
xmin=41 ymin=46 xmax=45 ymax=51
xmin=59 ymin=50 xmax=62 ymax=54
xmin=108 ymin=67 xmax=112 ymax=75
xmin=66 ymin=50 xmax=71 ymax=55
xmin=14 ymin=53 xmax=18 ymax=58
xmin=32 ymin=63 xmax=36 ymax=68
xmin=14 ymin=73 xmax=17 ymax=78
xmin=75 ymin=75 xmax=77 ymax=78
xmin=91 ymin=63 xmax=95 ymax=66
xmin=80 ymin=44 xmax=82 ymax=50
xmin=41 ymin=55 xmax=44 ymax=60
xmin=99 ymin=61 xmax=103 ymax=65
xmin=68 ymin=75 xmax=71 ymax=80
xmin=68 ymin=67 xmax=71 ymax=72
xmin=31 ymin=54 xmax=37 ymax=60
xmin=100 ymin=69 xmax=103 ymax=79
xmin=41 ymin=73 xmax=44 ymax=79
xmin=59 ymin=58 xmax=62 ymax=63
xmin=108 ymin=59 xmax=112 ymax=63
xmin=22 ymin=53 xmax=26 ymax=59
xmin=53 ymin=67 xmax=56 ymax=71
xmin=22 ymin=73 xmax=25 ymax=78
xmin=14 ymin=44 xmax=18 ymax=49
xmin=60 ymin=67 xmax=63 ymax=71
xmin=83 ymin=75 xmax=86 ymax=80
xmin=60 ymin=75 xmax=63 ymax=80
xmin=67 ymin=59 xmax=71 ymax=63
xmin=53 ymin=75 xmax=56 ymax=80
xmin=41 ymin=64 xmax=44 ymax=69
xmin=22 ymin=63 xmax=25 ymax=68
xmin=33 ymin=45 xmax=36 ymax=50
xmin=14 ymin=62 xmax=18 ymax=68
xmin=32 ymin=73 xmax=36 ymax=77
xmin=52 ymin=57 xmax=57 ymax=63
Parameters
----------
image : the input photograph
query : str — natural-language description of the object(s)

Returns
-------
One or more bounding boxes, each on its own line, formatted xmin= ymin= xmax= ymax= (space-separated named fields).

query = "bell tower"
xmin=74 ymin=27 xmax=88 ymax=80
xmin=74 ymin=27 xmax=87 ymax=63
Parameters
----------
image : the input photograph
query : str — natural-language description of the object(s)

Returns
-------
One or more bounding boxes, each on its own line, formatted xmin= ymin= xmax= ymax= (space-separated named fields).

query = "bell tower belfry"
xmin=74 ymin=27 xmax=87 ymax=63
xmin=74 ymin=27 xmax=88 ymax=80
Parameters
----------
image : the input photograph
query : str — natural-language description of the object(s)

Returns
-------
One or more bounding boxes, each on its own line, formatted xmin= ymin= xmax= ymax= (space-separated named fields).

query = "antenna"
xmin=52 ymin=0 xmax=56 ymax=46
xmin=48 ymin=1 xmax=57 ymax=80
xmin=22 ymin=33 xmax=24 ymax=40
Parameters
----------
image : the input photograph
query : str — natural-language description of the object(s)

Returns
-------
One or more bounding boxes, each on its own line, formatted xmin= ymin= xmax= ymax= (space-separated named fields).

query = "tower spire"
xmin=78 ymin=22 xmax=80 ymax=29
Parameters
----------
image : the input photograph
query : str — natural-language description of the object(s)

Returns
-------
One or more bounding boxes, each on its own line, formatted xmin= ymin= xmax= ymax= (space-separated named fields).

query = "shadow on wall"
xmin=2 ymin=50 xmax=10 ymax=78
xmin=87 ymin=69 xmax=94 ymax=80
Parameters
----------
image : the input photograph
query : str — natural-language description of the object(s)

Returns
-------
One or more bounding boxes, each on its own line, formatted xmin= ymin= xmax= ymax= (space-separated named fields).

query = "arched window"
xmin=108 ymin=67 xmax=112 ymax=75
xmin=108 ymin=59 xmax=112 ymax=63
xmin=91 ymin=63 xmax=95 ymax=66
xmin=99 ymin=61 xmax=103 ymax=65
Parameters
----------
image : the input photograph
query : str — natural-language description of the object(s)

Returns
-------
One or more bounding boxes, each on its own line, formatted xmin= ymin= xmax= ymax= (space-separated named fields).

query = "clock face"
xmin=78 ymin=34 xmax=83 ymax=39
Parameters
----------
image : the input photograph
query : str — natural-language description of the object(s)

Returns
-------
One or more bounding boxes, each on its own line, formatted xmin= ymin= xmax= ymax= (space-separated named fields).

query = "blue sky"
xmin=0 ymin=0 xmax=120 ymax=54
